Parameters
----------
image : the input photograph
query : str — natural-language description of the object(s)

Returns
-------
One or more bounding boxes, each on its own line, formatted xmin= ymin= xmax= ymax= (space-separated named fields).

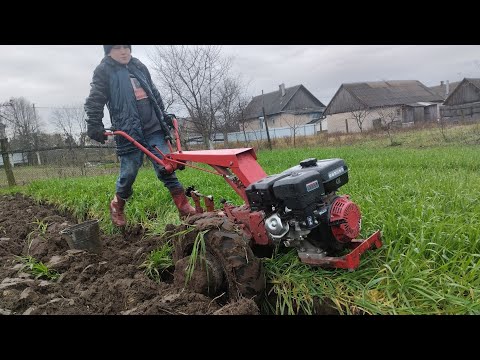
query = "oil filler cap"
xmin=300 ymin=158 xmax=317 ymax=168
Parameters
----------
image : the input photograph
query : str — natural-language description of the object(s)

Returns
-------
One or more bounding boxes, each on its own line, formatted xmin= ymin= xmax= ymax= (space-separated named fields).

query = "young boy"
xmin=84 ymin=45 xmax=195 ymax=227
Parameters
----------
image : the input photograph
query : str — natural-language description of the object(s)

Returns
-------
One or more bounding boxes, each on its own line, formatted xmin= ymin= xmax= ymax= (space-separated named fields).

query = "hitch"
xmin=185 ymin=186 xmax=215 ymax=213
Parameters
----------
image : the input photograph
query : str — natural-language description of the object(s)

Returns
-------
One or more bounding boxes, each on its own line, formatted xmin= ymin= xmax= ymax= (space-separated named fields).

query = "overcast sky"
xmin=1 ymin=45 xmax=479 ymax=131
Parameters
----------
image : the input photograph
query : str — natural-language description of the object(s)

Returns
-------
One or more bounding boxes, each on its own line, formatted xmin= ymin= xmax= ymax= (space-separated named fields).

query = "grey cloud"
xmin=1 ymin=45 xmax=479 ymax=130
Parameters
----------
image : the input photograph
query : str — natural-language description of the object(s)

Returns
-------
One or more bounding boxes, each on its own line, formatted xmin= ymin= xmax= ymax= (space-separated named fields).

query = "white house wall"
xmin=0 ymin=153 xmax=26 ymax=167
xmin=244 ymin=113 xmax=315 ymax=131
xmin=326 ymin=106 xmax=401 ymax=133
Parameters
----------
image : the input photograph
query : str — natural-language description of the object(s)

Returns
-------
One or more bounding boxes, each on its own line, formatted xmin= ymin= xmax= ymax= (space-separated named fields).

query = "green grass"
xmin=259 ymin=144 xmax=480 ymax=314
xmin=2 ymin=123 xmax=480 ymax=314
xmin=15 ymin=255 xmax=60 ymax=281
xmin=25 ymin=218 xmax=51 ymax=255
xmin=184 ymin=229 xmax=209 ymax=286
xmin=139 ymin=242 xmax=174 ymax=283
xmin=0 ymin=164 xmax=118 ymax=187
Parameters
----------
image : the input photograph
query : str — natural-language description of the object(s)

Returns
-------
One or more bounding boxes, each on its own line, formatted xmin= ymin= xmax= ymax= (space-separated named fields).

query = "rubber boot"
xmin=169 ymin=187 xmax=196 ymax=219
xmin=110 ymin=194 xmax=126 ymax=227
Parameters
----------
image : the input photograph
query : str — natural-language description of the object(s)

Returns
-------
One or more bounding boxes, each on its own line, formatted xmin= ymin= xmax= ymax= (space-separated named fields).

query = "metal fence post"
xmin=0 ymin=138 xmax=16 ymax=186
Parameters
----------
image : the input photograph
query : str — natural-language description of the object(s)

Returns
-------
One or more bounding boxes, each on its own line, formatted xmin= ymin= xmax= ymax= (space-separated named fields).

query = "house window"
xmin=259 ymin=116 xmax=264 ymax=129
xmin=271 ymin=119 xmax=275 ymax=125
xmin=396 ymin=108 xmax=401 ymax=116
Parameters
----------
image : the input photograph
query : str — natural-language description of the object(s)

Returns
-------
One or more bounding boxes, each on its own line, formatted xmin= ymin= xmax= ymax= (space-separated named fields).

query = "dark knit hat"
xmin=103 ymin=45 xmax=132 ymax=55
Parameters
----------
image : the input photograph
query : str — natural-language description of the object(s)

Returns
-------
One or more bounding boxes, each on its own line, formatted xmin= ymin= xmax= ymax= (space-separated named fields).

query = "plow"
xmin=105 ymin=117 xmax=382 ymax=303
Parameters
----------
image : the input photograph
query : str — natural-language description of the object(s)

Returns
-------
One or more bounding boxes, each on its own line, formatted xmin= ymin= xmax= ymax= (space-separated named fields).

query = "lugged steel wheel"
xmin=170 ymin=213 xmax=265 ymax=303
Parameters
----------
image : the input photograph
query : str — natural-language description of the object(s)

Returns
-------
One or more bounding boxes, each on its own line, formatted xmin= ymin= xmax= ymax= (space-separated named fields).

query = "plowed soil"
xmin=0 ymin=194 xmax=260 ymax=315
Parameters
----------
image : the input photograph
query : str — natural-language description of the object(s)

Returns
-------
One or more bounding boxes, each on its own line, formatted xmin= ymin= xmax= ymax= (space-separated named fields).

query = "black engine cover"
xmin=245 ymin=158 xmax=349 ymax=215
xmin=272 ymin=170 xmax=325 ymax=214
xmin=281 ymin=158 xmax=349 ymax=194
xmin=245 ymin=173 xmax=290 ymax=211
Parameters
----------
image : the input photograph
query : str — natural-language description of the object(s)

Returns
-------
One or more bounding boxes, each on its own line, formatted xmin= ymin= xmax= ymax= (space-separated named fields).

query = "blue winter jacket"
xmin=84 ymin=56 xmax=171 ymax=155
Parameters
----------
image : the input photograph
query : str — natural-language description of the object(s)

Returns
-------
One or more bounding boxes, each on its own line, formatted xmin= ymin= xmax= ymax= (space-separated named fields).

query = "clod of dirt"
xmin=213 ymin=298 xmax=260 ymax=315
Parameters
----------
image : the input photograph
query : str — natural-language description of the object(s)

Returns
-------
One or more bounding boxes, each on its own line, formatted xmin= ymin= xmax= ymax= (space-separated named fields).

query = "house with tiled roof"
xmin=323 ymin=80 xmax=444 ymax=133
xmin=243 ymin=84 xmax=325 ymax=131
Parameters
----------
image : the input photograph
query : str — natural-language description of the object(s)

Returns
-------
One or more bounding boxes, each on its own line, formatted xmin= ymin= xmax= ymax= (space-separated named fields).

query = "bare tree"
xmin=237 ymin=97 xmax=250 ymax=146
xmin=1 ymin=97 xmax=44 ymax=163
xmin=156 ymin=83 xmax=176 ymax=113
xmin=217 ymin=76 xmax=249 ymax=147
xmin=376 ymin=106 xmax=400 ymax=145
xmin=350 ymin=107 xmax=371 ymax=132
xmin=176 ymin=117 xmax=193 ymax=151
xmin=283 ymin=98 xmax=303 ymax=147
xmin=284 ymin=114 xmax=303 ymax=147
xmin=149 ymin=45 xmax=233 ymax=149
xmin=51 ymin=105 xmax=87 ymax=146
xmin=438 ymin=112 xmax=449 ymax=141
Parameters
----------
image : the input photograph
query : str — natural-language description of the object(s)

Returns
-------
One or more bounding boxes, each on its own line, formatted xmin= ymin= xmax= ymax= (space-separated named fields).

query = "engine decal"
xmin=328 ymin=166 xmax=344 ymax=179
xmin=306 ymin=180 xmax=320 ymax=192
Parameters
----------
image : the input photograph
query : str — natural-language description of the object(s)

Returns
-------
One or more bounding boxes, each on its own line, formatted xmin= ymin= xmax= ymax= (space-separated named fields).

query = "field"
xmin=1 ymin=123 xmax=479 ymax=315
xmin=0 ymin=164 xmax=119 ymax=187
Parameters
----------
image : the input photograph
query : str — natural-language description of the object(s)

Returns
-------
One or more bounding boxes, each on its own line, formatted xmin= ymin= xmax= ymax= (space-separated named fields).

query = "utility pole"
xmin=0 ymin=137 xmax=16 ymax=187
xmin=239 ymin=100 xmax=249 ymax=145
xmin=261 ymin=90 xmax=272 ymax=150
xmin=0 ymin=103 xmax=16 ymax=186
xmin=32 ymin=103 xmax=42 ymax=165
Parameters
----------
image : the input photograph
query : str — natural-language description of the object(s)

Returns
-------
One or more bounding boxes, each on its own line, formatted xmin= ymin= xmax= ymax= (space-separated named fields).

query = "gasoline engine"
xmin=246 ymin=158 xmax=363 ymax=263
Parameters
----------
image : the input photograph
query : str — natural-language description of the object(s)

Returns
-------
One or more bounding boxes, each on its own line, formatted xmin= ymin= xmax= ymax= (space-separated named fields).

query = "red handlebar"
xmin=104 ymin=130 xmax=176 ymax=174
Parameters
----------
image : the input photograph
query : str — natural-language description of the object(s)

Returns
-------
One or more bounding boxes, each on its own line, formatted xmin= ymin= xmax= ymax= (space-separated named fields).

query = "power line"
xmin=34 ymin=106 xmax=84 ymax=110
